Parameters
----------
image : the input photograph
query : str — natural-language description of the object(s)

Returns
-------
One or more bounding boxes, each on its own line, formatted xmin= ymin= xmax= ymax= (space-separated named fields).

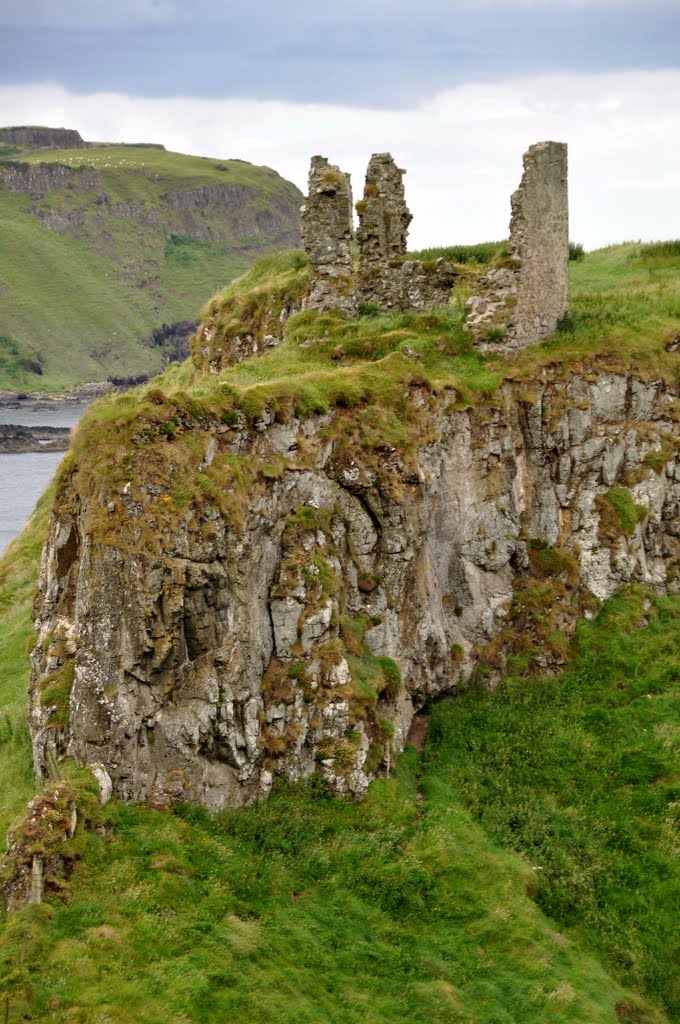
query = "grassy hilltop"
xmin=0 ymin=140 xmax=302 ymax=391
xmin=0 ymin=241 xmax=678 ymax=1022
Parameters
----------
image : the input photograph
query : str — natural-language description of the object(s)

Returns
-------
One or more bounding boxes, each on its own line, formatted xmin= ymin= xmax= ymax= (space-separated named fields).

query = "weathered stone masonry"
xmin=300 ymin=156 xmax=357 ymax=317
xmin=302 ymin=141 xmax=569 ymax=352
xmin=465 ymin=141 xmax=569 ymax=352
xmin=302 ymin=151 xmax=457 ymax=316
xmin=356 ymin=152 xmax=413 ymax=310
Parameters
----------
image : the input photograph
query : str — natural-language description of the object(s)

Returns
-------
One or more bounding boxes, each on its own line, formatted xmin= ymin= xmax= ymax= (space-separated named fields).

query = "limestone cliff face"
xmin=30 ymin=373 xmax=679 ymax=811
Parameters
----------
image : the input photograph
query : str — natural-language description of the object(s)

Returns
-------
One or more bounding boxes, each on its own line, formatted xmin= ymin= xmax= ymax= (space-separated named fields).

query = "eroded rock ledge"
xmin=30 ymin=372 xmax=680 ymax=811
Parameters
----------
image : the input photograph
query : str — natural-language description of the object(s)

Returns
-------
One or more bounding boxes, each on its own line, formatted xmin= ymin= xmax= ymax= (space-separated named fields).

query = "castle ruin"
xmin=465 ymin=141 xmax=569 ymax=351
xmin=300 ymin=156 xmax=357 ymax=317
xmin=301 ymin=152 xmax=456 ymax=317
xmin=356 ymin=152 xmax=413 ymax=309
xmin=301 ymin=141 xmax=569 ymax=353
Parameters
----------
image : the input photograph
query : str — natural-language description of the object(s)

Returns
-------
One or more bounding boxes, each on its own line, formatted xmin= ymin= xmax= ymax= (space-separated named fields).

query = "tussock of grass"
xmin=628 ymin=239 xmax=680 ymax=266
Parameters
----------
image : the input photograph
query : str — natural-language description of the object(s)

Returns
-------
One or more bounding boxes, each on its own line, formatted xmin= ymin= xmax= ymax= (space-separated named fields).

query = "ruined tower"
xmin=466 ymin=141 xmax=569 ymax=352
xmin=356 ymin=153 xmax=412 ymax=310
xmin=300 ymin=156 xmax=357 ymax=316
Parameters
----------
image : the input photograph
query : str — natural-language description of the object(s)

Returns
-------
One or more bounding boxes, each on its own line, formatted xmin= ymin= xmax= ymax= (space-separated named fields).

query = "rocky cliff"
xmin=29 ymin=346 xmax=680 ymax=809
xmin=0 ymin=126 xmax=87 ymax=151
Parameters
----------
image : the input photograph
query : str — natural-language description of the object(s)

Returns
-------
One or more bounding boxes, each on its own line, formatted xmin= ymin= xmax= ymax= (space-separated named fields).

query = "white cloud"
xmin=1 ymin=70 xmax=679 ymax=249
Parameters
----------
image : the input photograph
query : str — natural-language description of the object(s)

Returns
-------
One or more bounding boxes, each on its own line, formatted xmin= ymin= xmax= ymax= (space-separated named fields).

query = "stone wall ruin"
xmin=356 ymin=152 xmax=412 ymax=309
xmin=300 ymin=156 xmax=357 ymax=316
xmin=302 ymin=152 xmax=457 ymax=317
xmin=465 ymin=141 xmax=569 ymax=352
xmin=301 ymin=141 xmax=569 ymax=353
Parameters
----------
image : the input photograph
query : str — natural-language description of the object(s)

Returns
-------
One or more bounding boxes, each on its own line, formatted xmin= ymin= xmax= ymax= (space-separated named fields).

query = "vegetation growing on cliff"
xmin=49 ymin=239 xmax=680 ymax=556
xmin=0 ymin=509 xmax=677 ymax=1023
xmin=0 ymin=490 xmax=53 ymax=852
xmin=189 ymin=239 xmax=680 ymax=417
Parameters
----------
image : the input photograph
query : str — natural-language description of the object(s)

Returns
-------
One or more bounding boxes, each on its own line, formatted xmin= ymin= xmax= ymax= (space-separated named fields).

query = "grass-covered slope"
xmin=188 ymin=239 xmax=680 ymax=415
xmin=0 ymin=241 xmax=679 ymax=1021
xmin=0 ymin=517 xmax=676 ymax=1022
xmin=0 ymin=490 xmax=53 ymax=851
xmin=429 ymin=589 xmax=680 ymax=1019
xmin=0 ymin=143 xmax=302 ymax=391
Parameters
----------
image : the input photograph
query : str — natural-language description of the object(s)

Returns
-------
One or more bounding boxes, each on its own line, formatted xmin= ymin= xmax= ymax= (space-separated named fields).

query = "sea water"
xmin=0 ymin=405 xmax=87 ymax=555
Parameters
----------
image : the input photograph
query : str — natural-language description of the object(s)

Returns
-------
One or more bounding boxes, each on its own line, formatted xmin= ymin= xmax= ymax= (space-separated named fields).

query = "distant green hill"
xmin=0 ymin=134 xmax=302 ymax=391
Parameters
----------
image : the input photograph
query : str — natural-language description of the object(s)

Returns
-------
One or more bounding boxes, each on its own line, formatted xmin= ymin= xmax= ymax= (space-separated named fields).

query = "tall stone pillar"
xmin=301 ymin=156 xmax=357 ymax=316
xmin=356 ymin=153 xmax=412 ymax=310
xmin=466 ymin=141 xmax=569 ymax=352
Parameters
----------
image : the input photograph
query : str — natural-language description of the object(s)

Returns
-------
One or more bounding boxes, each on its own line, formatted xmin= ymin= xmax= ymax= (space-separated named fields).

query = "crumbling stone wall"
xmin=300 ymin=156 xmax=357 ymax=316
xmin=466 ymin=141 xmax=569 ymax=352
xmin=303 ymin=152 xmax=456 ymax=316
xmin=356 ymin=153 xmax=412 ymax=309
xmin=400 ymin=258 xmax=458 ymax=313
xmin=303 ymin=142 xmax=567 ymax=330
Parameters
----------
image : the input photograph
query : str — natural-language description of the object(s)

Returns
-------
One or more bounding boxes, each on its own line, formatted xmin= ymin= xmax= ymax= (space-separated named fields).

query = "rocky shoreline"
xmin=0 ymin=379 xmax=138 ymax=411
xmin=0 ymin=424 xmax=72 ymax=454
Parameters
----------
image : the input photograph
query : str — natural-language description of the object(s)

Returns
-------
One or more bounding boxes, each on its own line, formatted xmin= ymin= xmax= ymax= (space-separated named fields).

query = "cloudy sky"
xmin=1 ymin=0 xmax=679 ymax=248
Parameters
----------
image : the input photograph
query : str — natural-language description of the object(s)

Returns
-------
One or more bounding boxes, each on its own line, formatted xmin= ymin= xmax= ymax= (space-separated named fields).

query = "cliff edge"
xmin=27 ymin=246 xmax=680 ymax=810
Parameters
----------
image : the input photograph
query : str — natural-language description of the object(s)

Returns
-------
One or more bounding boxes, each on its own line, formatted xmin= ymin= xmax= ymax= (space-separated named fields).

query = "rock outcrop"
xmin=0 ymin=162 xmax=103 ymax=194
xmin=0 ymin=424 xmax=71 ymax=453
xmin=0 ymin=126 xmax=86 ymax=151
xmin=30 ymin=371 xmax=680 ymax=812
xmin=466 ymin=141 xmax=569 ymax=351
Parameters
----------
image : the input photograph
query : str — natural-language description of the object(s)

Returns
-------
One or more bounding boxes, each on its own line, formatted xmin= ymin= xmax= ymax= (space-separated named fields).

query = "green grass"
xmin=21 ymin=146 xmax=295 ymax=194
xmin=0 ymin=145 xmax=301 ymax=390
xmin=0 ymin=579 xmax=674 ymax=1021
xmin=427 ymin=587 xmax=680 ymax=1020
xmin=597 ymin=487 xmax=647 ymax=538
xmin=408 ymin=241 xmax=505 ymax=265
xmin=0 ymin=485 xmax=56 ymax=853
xmin=192 ymin=240 xmax=680 ymax=423
xmin=516 ymin=242 xmax=680 ymax=385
